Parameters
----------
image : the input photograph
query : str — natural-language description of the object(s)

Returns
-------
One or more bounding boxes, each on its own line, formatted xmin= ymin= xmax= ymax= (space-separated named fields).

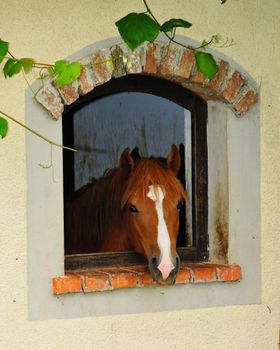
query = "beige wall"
xmin=0 ymin=0 xmax=279 ymax=349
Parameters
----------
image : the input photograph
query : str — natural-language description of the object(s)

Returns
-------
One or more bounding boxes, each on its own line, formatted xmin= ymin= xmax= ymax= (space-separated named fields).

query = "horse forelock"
xmin=121 ymin=158 xmax=188 ymax=208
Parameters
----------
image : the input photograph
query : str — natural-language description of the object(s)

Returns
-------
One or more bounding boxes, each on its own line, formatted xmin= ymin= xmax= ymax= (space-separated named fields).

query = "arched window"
xmin=62 ymin=75 xmax=208 ymax=269
xmin=26 ymin=38 xmax=260 ymax=320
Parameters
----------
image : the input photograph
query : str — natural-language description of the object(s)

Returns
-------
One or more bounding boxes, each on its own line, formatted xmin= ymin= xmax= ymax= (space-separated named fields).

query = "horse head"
xmin=120 ymin=145 xmax=187 ymax=284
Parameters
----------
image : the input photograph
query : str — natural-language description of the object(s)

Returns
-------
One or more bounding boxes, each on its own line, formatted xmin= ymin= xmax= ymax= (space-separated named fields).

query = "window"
xmin=26 ymin=38 xmax=260 ymax=320
xmin=62 ymin=75 xmax=208 ymax=271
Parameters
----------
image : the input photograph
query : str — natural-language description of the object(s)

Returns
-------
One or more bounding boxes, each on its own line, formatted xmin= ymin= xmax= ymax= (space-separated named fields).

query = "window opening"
xmin=62 ymin=75 xmax=208 ymax=270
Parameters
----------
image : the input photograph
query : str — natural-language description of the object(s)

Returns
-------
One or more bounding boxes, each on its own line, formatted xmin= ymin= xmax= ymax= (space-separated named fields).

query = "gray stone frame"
xmin=26 ymin=36 xmax=261 ymax=320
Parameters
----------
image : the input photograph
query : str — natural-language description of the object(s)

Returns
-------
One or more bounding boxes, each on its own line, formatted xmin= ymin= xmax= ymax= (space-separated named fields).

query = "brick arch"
xmin=36 ymin=41 xmax=259 ymax=120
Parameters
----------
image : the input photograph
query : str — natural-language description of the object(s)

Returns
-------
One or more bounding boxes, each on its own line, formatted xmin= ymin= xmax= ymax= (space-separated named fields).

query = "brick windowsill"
xmin=52 ymin=263 xmax=242 ymax=295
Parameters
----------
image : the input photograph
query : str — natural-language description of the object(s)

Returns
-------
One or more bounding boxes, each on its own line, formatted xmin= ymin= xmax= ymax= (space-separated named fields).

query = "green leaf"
xmin=161 ymin=18 xmax=192 ymax=33
xmin=220 ymin=0 xmax=227 ymax=4
xmin=3 ymin=59 xmax=14 ymax=78
xmin=195 ymin=51 xmax=218 ymax=80
xmin=0 ymin=39 xmax=9 ymax=64
xmin=3 ymin=59 xmax=23 ymax=78
xmin=0 ymin=116 xmax=8 ymax=139
xmin=21 ymin=58 xmax=36 ymax=74
xmin=54 ymin=60 xmax=81 ymax=87
xmin=68 ymin=62 xmax=81 ymax=79
xmin=54 ymin=60 xmax=67 ymax=75
xmin=11 ymin=61 xmax=23 ymax=76
xmin=115 ymin=12 xmax=160 ymax=50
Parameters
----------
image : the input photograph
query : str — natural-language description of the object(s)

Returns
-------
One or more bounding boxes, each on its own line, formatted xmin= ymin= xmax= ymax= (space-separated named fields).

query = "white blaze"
xmin=147 ymin=185 xmax=175 ymax=280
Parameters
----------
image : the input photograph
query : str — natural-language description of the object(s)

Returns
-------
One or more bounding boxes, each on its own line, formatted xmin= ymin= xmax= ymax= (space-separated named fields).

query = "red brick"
xmin=110 ymin=271 xmax=137 ymax=289
xmin=124 ymin=265 xmax=149 ymax=273
xmin=83 ymin=273 xmax=111 ymax=292
xmin=175 ymin=267 xmax=191 ymax=284
xmin=217 ymin=265 xmax=242 ymax=281
xmin=52 ymin=275 xmax=82 ymax=294
xmin=58 ymin=82 xmax=79 ymax=105
xmin=191 ymin=71 xmax=208 ymax=84
xmin=158 ymin=44 xmax=179 ymax=76
xmin=52 ymin=263 xmax=242 ymax=294
xmin=223 ymin=70 xmax=245 ymax=102
xmin=234 ymin=90 xmax=258 ymax=115
xmin=176 ymin=48 xmax=195 ymax=79
xmin=95 ymin=267 xmax=123 ymax=275
xmin=137 ymin=270 xmax=157 ymax=287
xmin=144 ymin=43 xmax=157 ymax=74
xmin=208 ymin=60 xmax=229 ymax=92
xmin=92 ymin=50 xmax=112 ymax=85
xmin=192 ymin=266 xmax=217 ymax=283
xmin=78 ymin=66 xmax=95 ymax=95
xmin=35 ymin=82 xmax=64 ymax=120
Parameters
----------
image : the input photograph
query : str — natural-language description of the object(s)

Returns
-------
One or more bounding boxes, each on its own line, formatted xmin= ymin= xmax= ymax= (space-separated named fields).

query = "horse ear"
xmin=120 ymin=148 xmax=134 ymax=177
xmin=167 ymin=144 xmax=181 ymax=175
xmin=131 ymin=147 xmax=141 ymax=160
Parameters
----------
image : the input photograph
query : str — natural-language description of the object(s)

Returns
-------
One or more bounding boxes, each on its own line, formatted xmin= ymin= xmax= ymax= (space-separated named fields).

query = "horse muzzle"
xmin=148 ymin=254 xmax=180 ymax=284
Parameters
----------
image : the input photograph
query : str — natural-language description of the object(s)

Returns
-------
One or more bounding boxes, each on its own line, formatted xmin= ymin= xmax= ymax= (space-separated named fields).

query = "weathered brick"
xmin=192 ymin=266 xmax=217 ymax=283
xmin=58 ymin=81 xmax=79 ymax=105
xmin=110 ymin=271 xmax=137 ymax=289
xmin=179 ymin=81 xmax=215 ymax=100
xmin=234 ymin=89 xmax=258 ymax=115
xmin=78 ymin=66 xmax=95 ymax=95
xmin=191 ymin=71 xmax=208 ymax=84
xmin=52 ymin=275 xmax=82 ymax=294
xmin=176 ymin=48 xmax=195 ymax=79
xmin=91 ymin=49 xmax=112 ymax=85
xmin=144 ymin=43 xmax=157 ymax=74
xmin=175 ymin=267 xmax=191 ymax=284
xmin=217 ymin=264 xmax=242 ymax=281
xmin=110 ymin=45 xmax=126 ymax=78
xmin=125 ymin=45 xmax=143 ymax=74
xmin=52 ymin=263 xmax=242 ymax=294
xmin=35 ymin=81 xmax=64 ymax=119
xmin=158 ymin=43 xmax=181 ymax=76
xmin=208 ymin=60 xmax=229 ymax=92
xmin=83 ymin=273 xmax=111 ymax=292
xmin=223 ymin=70 xmax=245 ymax=102
xmin=137 ymin=271 xmax=157 ymax=287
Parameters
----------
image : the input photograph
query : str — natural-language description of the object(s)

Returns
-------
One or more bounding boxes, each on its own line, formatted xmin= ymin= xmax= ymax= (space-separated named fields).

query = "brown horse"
xmin=65 ymin=145 xmax=187 ymax=283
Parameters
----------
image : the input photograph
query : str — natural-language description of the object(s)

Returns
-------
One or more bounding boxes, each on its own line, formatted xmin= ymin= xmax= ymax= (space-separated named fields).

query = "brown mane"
xmin=65 ymin=157 xmax=187 ymax=254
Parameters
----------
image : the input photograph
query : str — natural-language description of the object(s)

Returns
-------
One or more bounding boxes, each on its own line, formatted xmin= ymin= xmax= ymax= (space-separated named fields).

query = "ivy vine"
xmin=0 ymin=0 xmax=229 ymax=147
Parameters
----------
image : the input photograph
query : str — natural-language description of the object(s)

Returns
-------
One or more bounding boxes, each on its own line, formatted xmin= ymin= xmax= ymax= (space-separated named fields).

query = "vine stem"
xmin=8 ymin=50 xmax=15 ymax=59
xmin=142 ymin=0 xmax=216 ymax=51
xmin=0 ymin=110 xmax=77 ymax=152
xmin=0 ymin=56 xmax=54 ymax=68
xmin=142 ymin=0 xmax=193 ymax=50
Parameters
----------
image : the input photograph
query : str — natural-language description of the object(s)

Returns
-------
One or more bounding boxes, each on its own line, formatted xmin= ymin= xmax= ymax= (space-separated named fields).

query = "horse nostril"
xmin=148 ymin=256 xmax=161 ymax=281
xmin=151 ymin=256 xmax=158 ymax=268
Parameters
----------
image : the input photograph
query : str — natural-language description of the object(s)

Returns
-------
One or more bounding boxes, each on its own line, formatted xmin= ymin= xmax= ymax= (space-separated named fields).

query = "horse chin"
xmin=154 ymin=274 xmax=177 ymax=285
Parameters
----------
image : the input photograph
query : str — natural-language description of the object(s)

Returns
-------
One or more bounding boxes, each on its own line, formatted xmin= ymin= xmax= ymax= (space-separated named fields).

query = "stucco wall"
xmin=0 ymin=0 xmax=279 ymax=349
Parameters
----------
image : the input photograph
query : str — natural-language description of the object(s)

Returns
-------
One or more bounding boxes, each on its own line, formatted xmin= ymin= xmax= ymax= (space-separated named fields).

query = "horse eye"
xmin=128 ymin=204 xmax=138 ymax=213
xmin=177 ymin=201 xmax=184 ymax=211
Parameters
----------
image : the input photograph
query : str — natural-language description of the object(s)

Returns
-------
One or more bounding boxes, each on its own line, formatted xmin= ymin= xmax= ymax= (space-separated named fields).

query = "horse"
xmin=65 ymin=144 xmax=188 ymax=284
